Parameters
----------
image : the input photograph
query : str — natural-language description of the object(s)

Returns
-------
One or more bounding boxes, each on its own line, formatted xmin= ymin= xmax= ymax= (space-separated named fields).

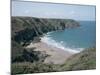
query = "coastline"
xmin=26 ymin=41 xmax=75 ymax=64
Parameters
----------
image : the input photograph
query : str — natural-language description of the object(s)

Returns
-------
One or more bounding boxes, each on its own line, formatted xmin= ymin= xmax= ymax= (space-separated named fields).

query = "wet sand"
xmin=26 ymin=41 xmax=75 ymax=64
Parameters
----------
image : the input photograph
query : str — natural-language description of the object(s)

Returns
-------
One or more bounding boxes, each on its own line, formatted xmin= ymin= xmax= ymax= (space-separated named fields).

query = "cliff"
xmin=12 ymin=17 xmax=80 ymax=45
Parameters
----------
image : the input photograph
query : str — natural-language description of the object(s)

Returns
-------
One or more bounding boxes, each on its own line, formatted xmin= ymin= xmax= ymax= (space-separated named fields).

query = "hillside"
xmin=11 ymin=48 xmax=96 ymax=74
xmin=60 ymin=47 xmax=96 ymax=71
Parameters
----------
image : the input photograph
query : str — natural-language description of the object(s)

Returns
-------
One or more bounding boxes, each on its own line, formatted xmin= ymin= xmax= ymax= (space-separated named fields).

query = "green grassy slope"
xmin=60 ymin=47 xmax=96 ymax=71
xmin=11 ymin=48 xmax=96 ymax=74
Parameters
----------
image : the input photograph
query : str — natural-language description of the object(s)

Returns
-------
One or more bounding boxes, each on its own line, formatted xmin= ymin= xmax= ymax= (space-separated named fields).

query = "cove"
xmin=41 ymin=21 xmax=96 ymax=53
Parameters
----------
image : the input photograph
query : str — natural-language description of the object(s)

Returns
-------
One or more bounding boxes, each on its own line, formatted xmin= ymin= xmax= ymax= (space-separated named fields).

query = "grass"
xmin=60 ymin=47 xmax=96 ymax=71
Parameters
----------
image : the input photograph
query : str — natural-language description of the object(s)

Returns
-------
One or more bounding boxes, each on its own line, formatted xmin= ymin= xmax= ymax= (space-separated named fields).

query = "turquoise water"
xmin=41 ymin=21 xmax=96 ymax=53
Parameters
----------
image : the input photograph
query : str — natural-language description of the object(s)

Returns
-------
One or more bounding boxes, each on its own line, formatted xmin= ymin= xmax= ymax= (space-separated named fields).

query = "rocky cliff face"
xmin=12 ymin=17 xmax=80 ymax=45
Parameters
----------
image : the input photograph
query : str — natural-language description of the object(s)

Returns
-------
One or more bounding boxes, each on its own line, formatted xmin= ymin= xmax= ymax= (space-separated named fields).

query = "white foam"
xmin=46 ymin=32 xmax=53 ymax=35
xmin=40 ymin=34 xmax=84 ymax=54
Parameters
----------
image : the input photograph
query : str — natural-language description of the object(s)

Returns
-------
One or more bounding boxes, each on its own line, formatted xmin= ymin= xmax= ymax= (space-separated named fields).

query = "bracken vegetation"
xmin=11 ymin=48 xmax=96 ymax=74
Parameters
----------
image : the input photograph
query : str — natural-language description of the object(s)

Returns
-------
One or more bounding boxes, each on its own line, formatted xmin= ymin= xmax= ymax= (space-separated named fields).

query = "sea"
xmin=41 ymin=21 xmax=96 ymax=53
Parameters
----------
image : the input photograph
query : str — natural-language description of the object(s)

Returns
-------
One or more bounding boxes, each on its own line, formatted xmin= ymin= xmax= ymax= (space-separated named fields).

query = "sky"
xmin=12 ymin=1 xmax=96 ymax=21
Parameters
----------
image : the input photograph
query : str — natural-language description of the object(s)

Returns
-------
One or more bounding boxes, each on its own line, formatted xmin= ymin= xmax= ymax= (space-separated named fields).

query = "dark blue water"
xmin=41 ymin=21 xmax=96 ymax=53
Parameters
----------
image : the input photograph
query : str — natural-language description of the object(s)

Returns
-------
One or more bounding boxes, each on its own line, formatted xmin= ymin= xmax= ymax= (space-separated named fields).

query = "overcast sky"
xmin=12 ymin=1 xmax=95 ymax=21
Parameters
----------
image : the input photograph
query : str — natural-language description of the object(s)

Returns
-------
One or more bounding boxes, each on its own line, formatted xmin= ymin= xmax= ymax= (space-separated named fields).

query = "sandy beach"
xmin=26 ymin=41 xmax=75 ymax=64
